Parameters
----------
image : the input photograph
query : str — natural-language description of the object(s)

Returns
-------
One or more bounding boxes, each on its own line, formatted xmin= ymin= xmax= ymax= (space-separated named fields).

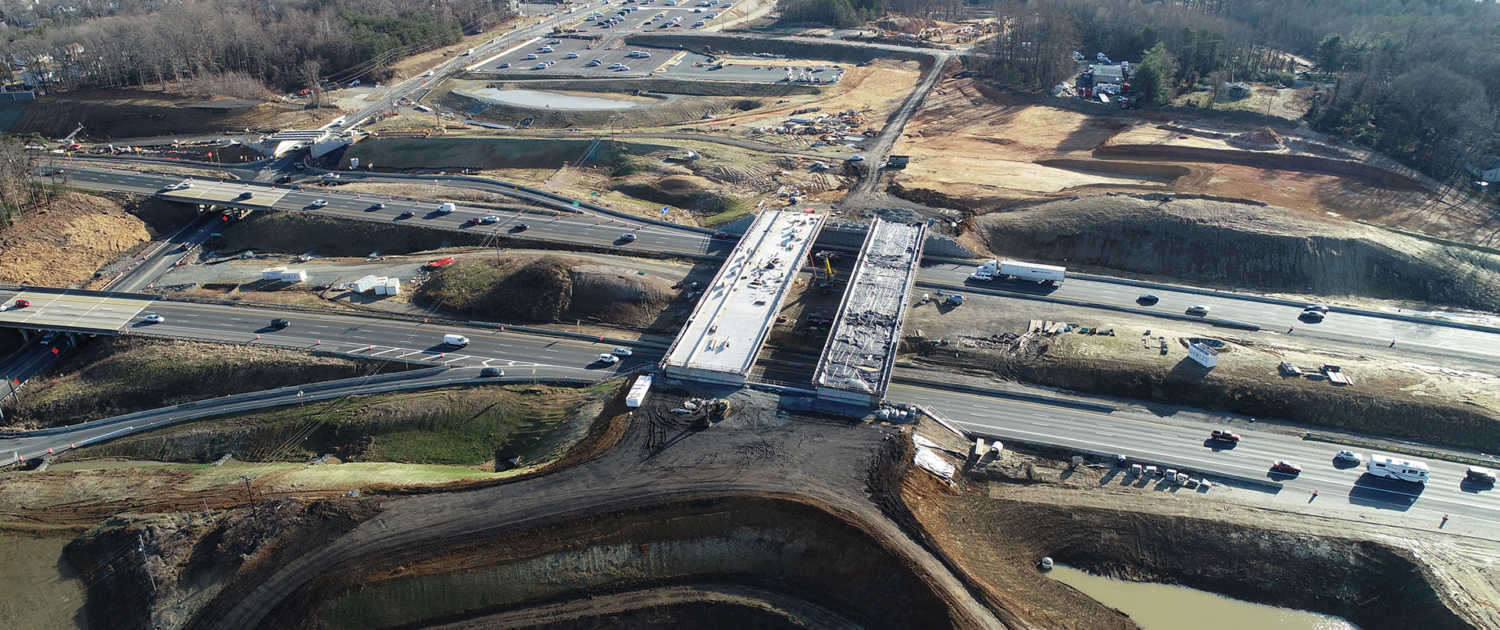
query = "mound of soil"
xmin=972 ymin=196 xmax=1500 ymax=311
xmin=1226 ymin=127 xmax=1284 ymax=151
xmin=612 ymin=178 xmax=743 ymax=217
xmin=875 ymin=16 xmax=938 ymax=34
xmin=417 ymin=256 xmax=677 ymax=326
xmin=0 ymin=192 xmax=151 ymax=287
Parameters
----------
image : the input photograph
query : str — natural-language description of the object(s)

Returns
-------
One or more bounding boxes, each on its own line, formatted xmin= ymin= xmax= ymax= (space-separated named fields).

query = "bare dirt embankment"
xmin=899 ymin=450 xmax=1486 ymax=630
xmin=3 ymin=337 xmax=400 ymax=430
xmin=206 ymin=211 xmax=488 ymax=258
xmin=970 ymin=196 xmax=1500 ymax=312
xmin=0 ymin=192 xmax=194 ymax=288
xmin=1 ymin=89 xmax=332 ymax=139
xmin=417 ymin=256 xmax=682 ymax=328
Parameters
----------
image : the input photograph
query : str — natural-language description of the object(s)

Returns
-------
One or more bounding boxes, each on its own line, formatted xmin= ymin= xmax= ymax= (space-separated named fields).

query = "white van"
xmin=443 ymin=334 xmax=470 ymax=347
xmin=437 ymin=202 xmax=456 ymax=213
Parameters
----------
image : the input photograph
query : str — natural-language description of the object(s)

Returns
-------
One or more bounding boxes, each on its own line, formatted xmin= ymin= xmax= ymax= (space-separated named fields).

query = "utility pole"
xmin=239 ymin=474 xmax=258 ymax=522
xmin=137 ymin=534 xmax=156 ymax=593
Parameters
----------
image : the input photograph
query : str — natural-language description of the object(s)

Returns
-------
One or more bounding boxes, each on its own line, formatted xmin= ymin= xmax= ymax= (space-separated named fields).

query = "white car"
xmin=565 ymin=52 xmax=580 ymax=59
xmin=481 ymin=215 xmax=500 ymax=224
xmin=612 ymin=347 xmax=633 ymax=357
xmin=143 ymin=314 xmax=165 ymax=323
xmin=311 ymin=199 xmax=328 ymax=207
xmin=598 ymin=353 xmax=620 ymax=364
xmin=421 ymin=70 xmax=433 ymax=77
xmin=540 ymin=45 xmax=554 ymax=53
xmin=523 ymin=54 xmax=538 ymax=60
xmin=848 ymin=155 xmax=865 ymax=162
xmin=1334 ymin=450 xmax=1362 ymax=464
xmin=534 ymin=62 xmax=549 ymax=69
xmin=461 ymin=48 xmax=474 ymax=56
xmin=616 ymin=64 xmax=630 ymax=71
xmin=177 ymin=181 xmax=194 ymax=189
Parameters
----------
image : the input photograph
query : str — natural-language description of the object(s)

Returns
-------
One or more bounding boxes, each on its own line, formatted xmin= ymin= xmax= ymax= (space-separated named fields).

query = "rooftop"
xmin=662 ymin=210 xmax=825 ymax=385
xmin=812 ymin=218 xmax=926 ymax=405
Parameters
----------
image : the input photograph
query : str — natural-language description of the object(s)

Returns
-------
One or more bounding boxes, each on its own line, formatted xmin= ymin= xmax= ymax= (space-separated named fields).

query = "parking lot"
xmin=473 ymin=37 xmax=668 ymax=77
xmin=565 ymin=0 xmax=741 ymax=35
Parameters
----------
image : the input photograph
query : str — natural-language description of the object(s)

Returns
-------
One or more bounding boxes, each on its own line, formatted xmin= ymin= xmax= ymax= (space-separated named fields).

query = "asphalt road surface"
xmin=916 ymin=262 xmax=1500 ymax=361
xmin=888 ymin=383 xmax=1500 ymax=526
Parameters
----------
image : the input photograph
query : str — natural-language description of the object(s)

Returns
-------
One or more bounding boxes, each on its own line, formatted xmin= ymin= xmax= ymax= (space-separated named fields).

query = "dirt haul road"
xmin=186 ymin=388 xmax=1005 ymax=630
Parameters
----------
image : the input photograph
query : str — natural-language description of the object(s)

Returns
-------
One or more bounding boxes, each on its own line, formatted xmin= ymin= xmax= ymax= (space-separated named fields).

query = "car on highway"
xmin=1269 ymin=461 xmax=1302 ymax=475
xmin=1136 ymin=294 xmax=1159 ymax=305
xmin=565 ymin=52 xmax=580 ymax=59
xmin=626 ymin=50 xmax=651 ymax=58
xmin=615 ymin=64 xmax=630 ymax=71
xmin=143 ymin=314 xmax=166 ymax=324
xmin=39 ymin=331 xmax=59 ymax=345
xmin=13 ymin=299 xmax=30 ymax=308
xmin=437 ymin=202 xmax=456 ymax=213
xmin=1298 ymin=310 xmax=1325 ymax=323
xmin=1185 ymin=305 xmax=1210 ymax=316
xmin=712 ymin=231 xmax=731 ymax=239
xmin=523 ymin=54 xmax=538 ymax=60
xmin=398 ymin=210 xmax=415 ymax=219
xmin=1210 ymin=429 xmax=1240 ymax=442
xmin=480 ymin=215 xmax=500 ymax=224
xmin=369 ymin=202 xmax=386 ymax=211
xmin=1334 ymin=450 xmax=1362 ymax=464
xmin=421 ymin=70 xmax=433 ymax=77
xmin=176 ymin=181 xmax=194 ymax=189
xmin=480 ymin=367 xmax=505 ymax=377
xmin=1304 ymin=304 xmax=1330 ymax=313
xmin=271 ymin=318 xmax=291 ymax=329
xmin=597 ymin=353 xmax=621 ymax=364
xmin=311 ymin=199 xmax=328 ymax=207
xmin=534 ymin=62 xmax=549 ymax=69
xmin=238 ymin=191 xmax=254 ymax=199
xmin=619 ymin=233 xmax=637 ymax=243
xmin=692 ymin=20 xmax=705 ymax=26
xmin=586 ymin=59 xmax=602 ymax=67
xmin=461 ymin=48 xmax=474 ymax=56
xmin=511 ymin=223 xmax=529 ymax=232
xmin=499 ymin=62 xmax=511 ymax=69
xmin=540 ymin=45 xmax=554 ymax=52
xmin=848 ymin=154 xmax=865 ymax=161
xmin=465 ymin=217 xmax=482 ymax=226
xmin=1466 ymin=466 xmax=1497 ymax=485
xmin=612 ymin=347 xmax=633 ymax=357
xmin=548 ymin=39 xmax=562 ymax=44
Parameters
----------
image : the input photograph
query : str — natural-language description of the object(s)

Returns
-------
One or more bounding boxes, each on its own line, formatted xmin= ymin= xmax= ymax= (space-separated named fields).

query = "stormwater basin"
xmin=466 ymin=88 xmax=638 ymax=110
xmin=1048 ymin=564 xmax=1358 ymax=630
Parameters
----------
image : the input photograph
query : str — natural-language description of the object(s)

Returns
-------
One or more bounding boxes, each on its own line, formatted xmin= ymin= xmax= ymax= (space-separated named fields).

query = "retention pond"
xmin=1048 ymin=564 xmax=1359 ymax=630
xmin=465 ymin=88 xmax=639 ymax=110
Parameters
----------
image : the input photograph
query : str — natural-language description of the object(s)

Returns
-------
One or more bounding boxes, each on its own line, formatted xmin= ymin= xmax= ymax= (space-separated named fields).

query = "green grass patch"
xmin=70 ymin=384 xmax=607 ymax=467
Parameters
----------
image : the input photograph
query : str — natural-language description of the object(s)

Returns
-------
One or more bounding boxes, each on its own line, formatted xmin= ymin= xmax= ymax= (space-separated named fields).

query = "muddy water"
xmin=1049 ymin=565 xmax=1358 ymax=630
xmin=0 ymin=530 xmax=88 ymax=628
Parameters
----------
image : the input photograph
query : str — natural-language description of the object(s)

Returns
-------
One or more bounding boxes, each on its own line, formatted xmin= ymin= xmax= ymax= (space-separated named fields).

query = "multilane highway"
xmin=889 ymin=382 xmax=1500 ymax=525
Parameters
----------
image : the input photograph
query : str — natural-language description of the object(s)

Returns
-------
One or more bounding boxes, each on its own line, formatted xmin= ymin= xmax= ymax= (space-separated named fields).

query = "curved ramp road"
xmin=56 ymin=166 xmax=728 ymax=258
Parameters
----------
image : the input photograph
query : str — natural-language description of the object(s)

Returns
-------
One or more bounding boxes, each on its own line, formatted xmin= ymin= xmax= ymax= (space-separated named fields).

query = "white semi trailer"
xmin=969 ymin=260 xmax=1066 ymax=284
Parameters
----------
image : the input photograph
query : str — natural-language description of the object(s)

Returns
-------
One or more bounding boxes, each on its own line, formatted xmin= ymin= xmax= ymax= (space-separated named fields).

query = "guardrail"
xmin=962 ymin=429 xmax=1285 ymax=492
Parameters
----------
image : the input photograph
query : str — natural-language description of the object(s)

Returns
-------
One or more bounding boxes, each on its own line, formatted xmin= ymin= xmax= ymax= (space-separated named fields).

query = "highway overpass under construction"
xmin=661 ymin=210 xmax=825 ymax=386
xmin=812 ymin=218 xmax=926 ymax=406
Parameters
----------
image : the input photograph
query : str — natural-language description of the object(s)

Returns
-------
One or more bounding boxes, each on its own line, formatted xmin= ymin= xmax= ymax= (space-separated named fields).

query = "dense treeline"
xmin=963 ymin=0 xmax=1500 ymax=177
xmin=0 ymin=0 xmax=513 ymax=94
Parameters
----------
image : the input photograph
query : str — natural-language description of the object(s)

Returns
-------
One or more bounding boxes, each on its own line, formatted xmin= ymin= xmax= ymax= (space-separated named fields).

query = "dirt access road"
xmin=188 ymin=388 xmax=1005 ymax=630
xmin=843 ymin=53 xmax=951 ymax=204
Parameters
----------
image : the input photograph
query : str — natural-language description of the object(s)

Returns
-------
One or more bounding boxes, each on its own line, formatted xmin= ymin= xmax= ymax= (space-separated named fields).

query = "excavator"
xmin=703 ymin=398 xmax=731 ymax=428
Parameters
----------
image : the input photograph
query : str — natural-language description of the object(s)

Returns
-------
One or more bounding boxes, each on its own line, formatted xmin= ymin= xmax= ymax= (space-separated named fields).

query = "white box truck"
xmin=443 ymin=334 xmax=470 ymax=347
xmin=969 ymin=260 xmax=1066 ymax=284
xmin=1367 ymin=455 xmax=1429 ymax=483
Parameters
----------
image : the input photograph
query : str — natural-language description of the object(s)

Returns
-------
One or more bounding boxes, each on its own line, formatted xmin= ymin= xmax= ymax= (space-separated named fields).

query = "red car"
xmin=1270 ymin=461 xmax=1302 ymax=475
xmin=712 ymin=231 xmax=731 ymax=239
xmin=13 ymin=298 xmax=31 ymax=308
xmin=1210 ymin=430 xmax=1240 ymax=442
